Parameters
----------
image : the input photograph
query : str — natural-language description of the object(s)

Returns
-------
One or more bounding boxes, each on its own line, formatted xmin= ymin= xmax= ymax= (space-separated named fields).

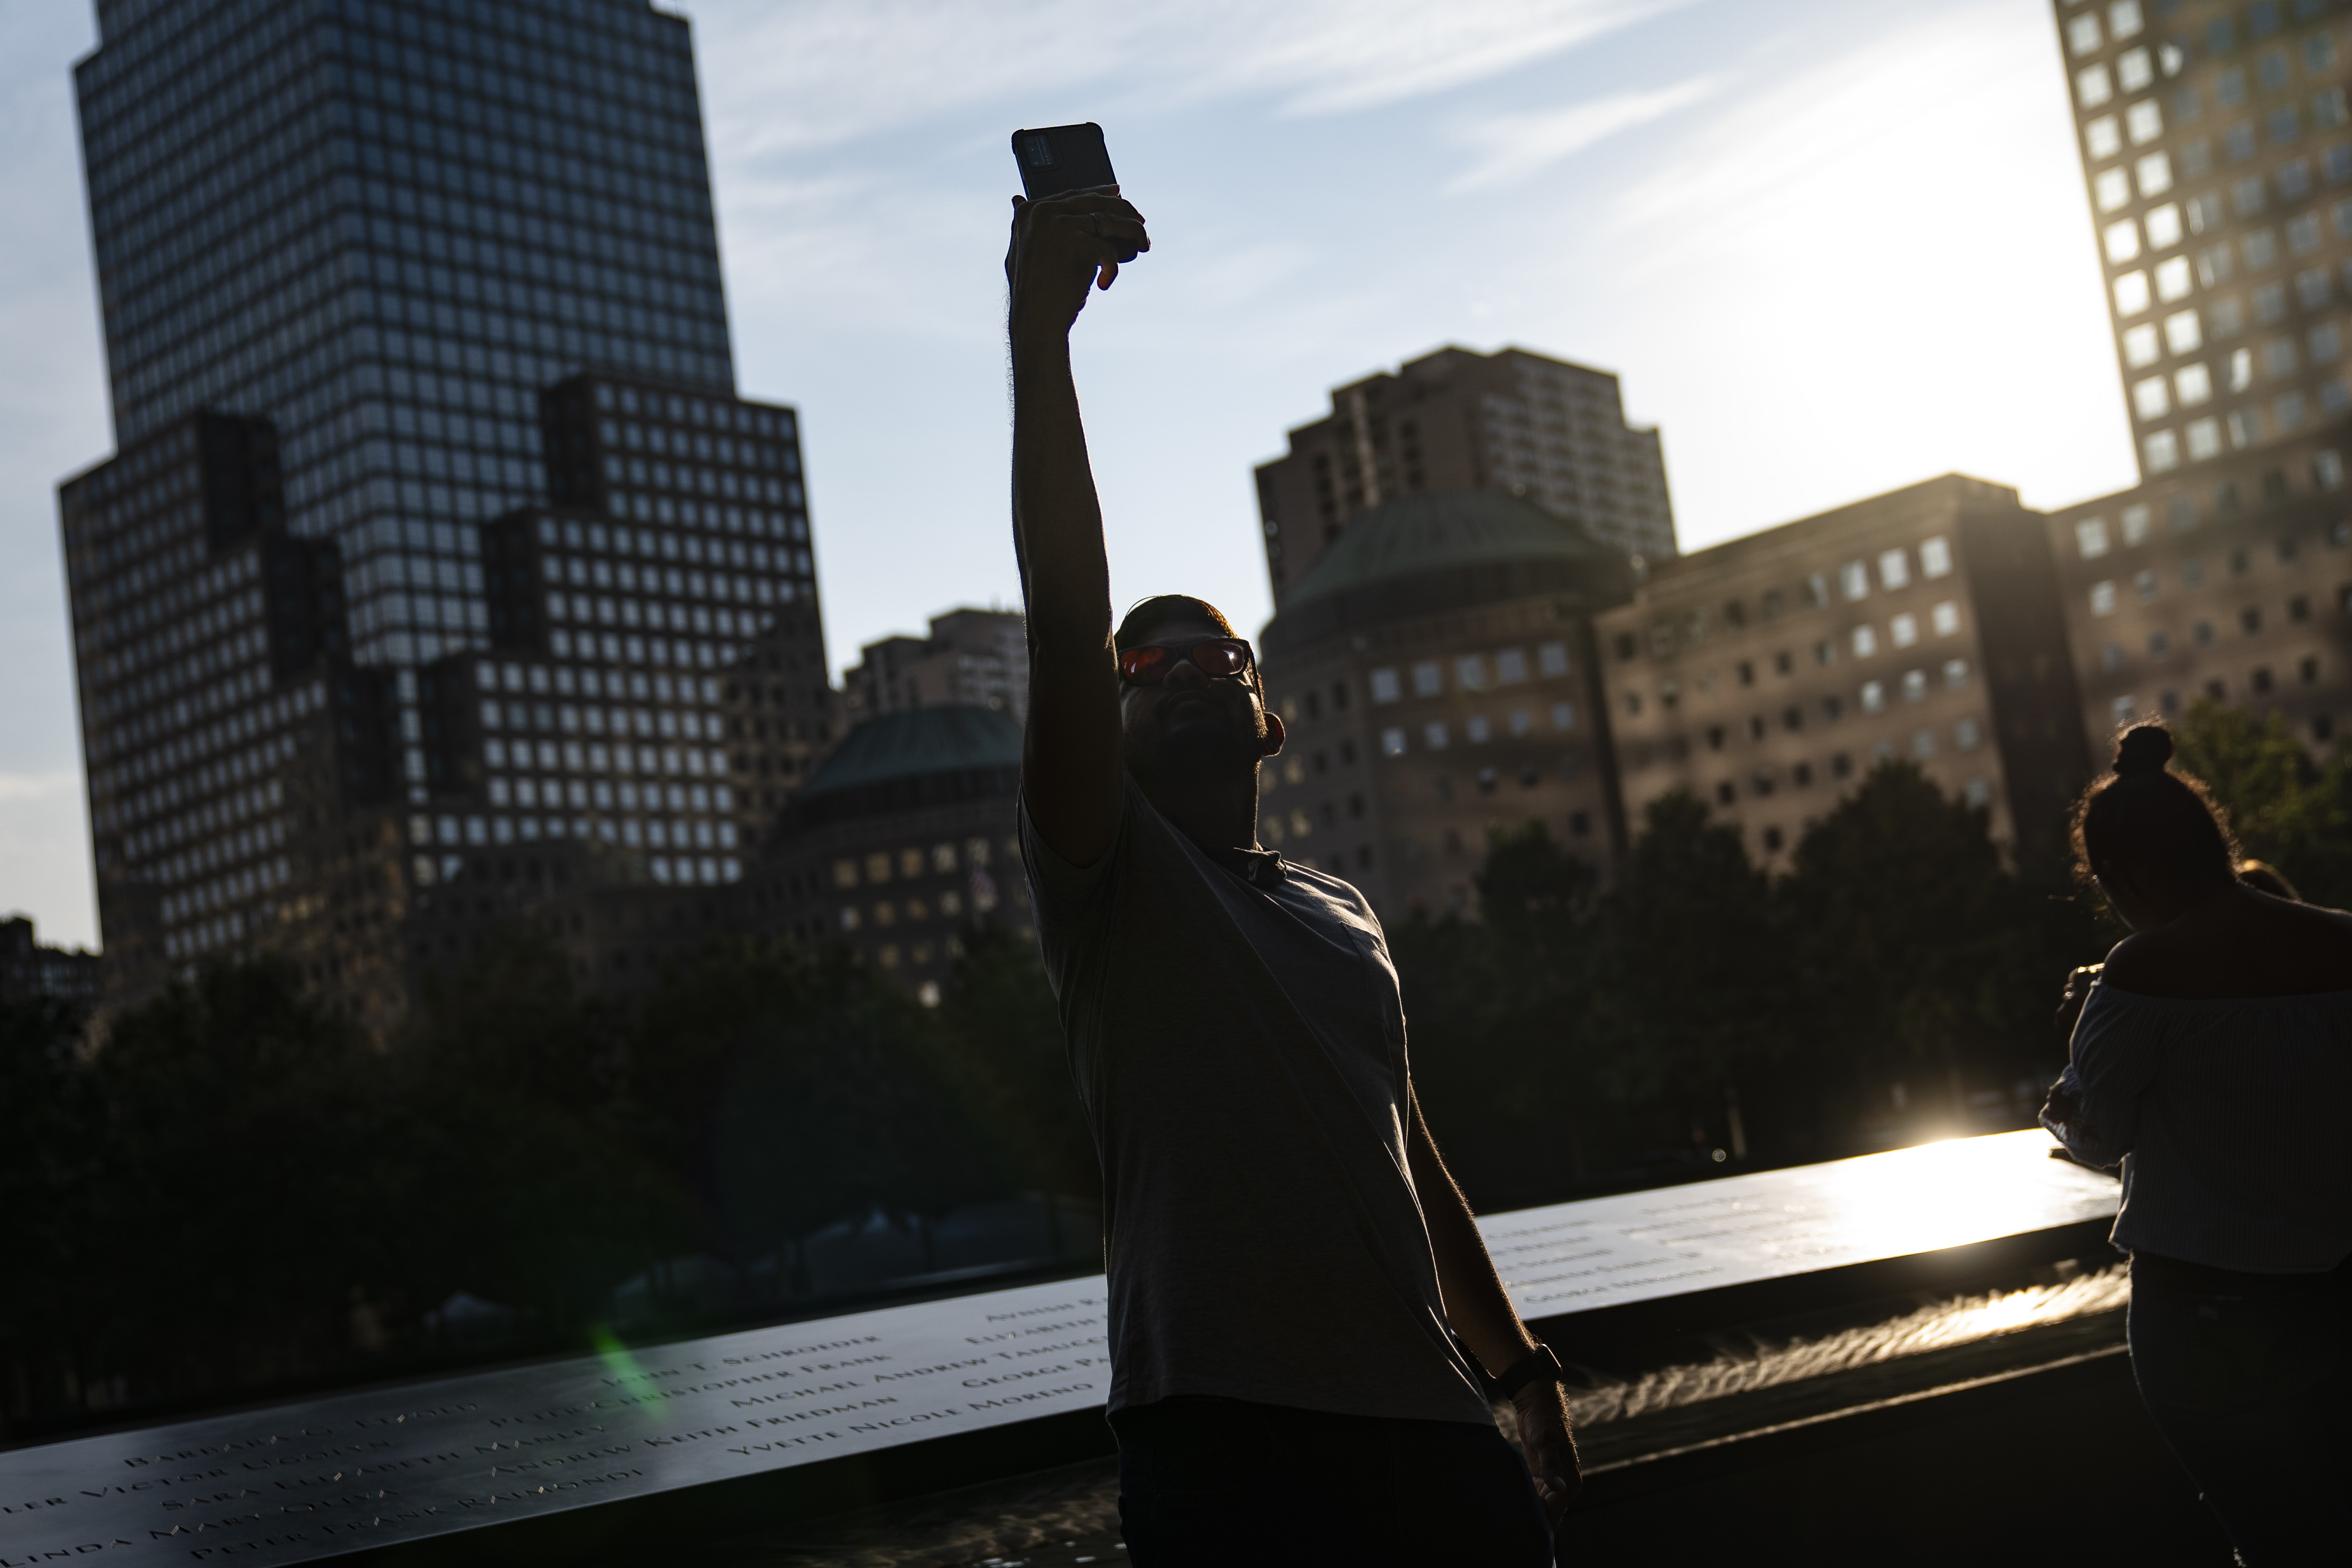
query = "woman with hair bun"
xmin=2042 ymin=722 xmax=2352 ymax=1562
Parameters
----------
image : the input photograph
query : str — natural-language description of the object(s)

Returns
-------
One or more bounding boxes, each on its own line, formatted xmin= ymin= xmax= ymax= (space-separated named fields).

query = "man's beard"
xmin=1126 ymin=698 xmax=1262 ymax=789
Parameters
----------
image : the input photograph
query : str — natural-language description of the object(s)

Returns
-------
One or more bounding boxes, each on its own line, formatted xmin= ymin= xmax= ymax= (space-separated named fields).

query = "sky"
xmin=0 ymin=0 xmax=2138 ymax=950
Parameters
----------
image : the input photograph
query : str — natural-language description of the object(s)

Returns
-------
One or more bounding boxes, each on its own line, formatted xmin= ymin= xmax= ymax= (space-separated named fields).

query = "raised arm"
xmin=1007 ymin=188 xmax=1149 ymax=867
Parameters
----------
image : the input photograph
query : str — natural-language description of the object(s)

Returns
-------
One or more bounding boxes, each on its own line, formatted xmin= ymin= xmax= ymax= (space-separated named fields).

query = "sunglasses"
xmin=1116 ymin=636 xmax=1257 ymax=685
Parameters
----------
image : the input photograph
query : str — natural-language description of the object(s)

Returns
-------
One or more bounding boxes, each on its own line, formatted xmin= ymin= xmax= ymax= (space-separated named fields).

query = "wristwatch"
xmin=1491 ymin=1342 xmax=1565 ymax=1400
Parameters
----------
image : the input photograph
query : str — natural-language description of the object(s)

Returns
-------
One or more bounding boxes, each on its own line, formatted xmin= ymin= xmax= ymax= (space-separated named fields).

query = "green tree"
xmin=0 ymin=997 xmax=99 ymax=1431
xmin=935 ymin=922 xmax=1099 ymax=1205
xmin=76 ymin=958 xmax=407 ymax=1399
xmin=2172 ymin=697 xmax=2352 ymax=905
xmin=1781 ymin=761 xmax=2066 ymax=1131
xmin=392 ymin=928 xmax=695 ymax=1334
xmin=3 ymin=923 xmax=1115 ymax=1429
xmin=1395 ymin=821 xmax=1600 ymax=1204
xmin=1581 ymin=791 xmax=1795 ymax=1155
xmin=632 ymin=936 xmax=1003 ymax=1285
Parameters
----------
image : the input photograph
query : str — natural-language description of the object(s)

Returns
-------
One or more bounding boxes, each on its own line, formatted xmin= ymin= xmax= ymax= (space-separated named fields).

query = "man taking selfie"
xmin=1006 ymin=180 xmax=1579 ymax=1564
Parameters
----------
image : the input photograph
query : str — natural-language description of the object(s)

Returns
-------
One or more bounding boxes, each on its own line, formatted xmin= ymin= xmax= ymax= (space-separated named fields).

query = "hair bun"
xmin=2114 ymin=724 xmax=2174 ymax=776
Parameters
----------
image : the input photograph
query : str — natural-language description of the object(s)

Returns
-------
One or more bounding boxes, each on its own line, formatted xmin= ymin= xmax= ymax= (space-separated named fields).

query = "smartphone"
xmin=1011 ymin=123 xmax=1116 ymax=199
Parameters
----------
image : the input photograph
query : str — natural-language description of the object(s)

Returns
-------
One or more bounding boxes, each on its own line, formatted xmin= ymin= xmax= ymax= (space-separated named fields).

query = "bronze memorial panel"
xmin=0 ymin=1131 xmax=2115 ymax=1565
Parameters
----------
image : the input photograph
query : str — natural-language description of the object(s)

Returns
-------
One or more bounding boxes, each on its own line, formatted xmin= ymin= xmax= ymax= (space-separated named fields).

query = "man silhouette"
xmin=1006 ymin=184 xmax=1578 ymax=1565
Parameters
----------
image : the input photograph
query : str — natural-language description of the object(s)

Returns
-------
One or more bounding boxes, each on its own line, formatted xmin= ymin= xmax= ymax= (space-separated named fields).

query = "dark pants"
xmin=1109 ymin=1396 xmax=1552 ymax=1567
xmin=2128 ymin=1250 xmax=2352 ymax=1565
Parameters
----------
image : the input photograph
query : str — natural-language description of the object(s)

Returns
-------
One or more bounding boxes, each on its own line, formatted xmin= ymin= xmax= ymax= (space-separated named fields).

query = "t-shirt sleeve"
xmin=1016 ymin=783 xmax=1128 ymax=979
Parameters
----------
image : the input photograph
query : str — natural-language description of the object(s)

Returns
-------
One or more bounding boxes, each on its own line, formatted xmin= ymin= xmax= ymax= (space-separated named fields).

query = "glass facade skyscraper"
xmin=59 ymin=0 xmax=835 ymax=1019
xmin=2056 ymin=0 xmax=2352 ymax=478
xmin=2043 ymin=0 xmax=2352 ymax=758
xmin=76 ymin=0 xmax=735 ymax=666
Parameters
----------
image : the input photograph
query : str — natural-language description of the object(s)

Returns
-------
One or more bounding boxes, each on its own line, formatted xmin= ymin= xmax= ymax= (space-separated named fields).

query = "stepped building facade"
xmin=59 ymin=0 xmax=829 ymax=1024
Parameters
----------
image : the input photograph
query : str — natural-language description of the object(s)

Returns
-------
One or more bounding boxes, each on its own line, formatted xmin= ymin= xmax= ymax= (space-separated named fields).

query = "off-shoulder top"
xmin=2041 ymin=980 xmax=2352 ymax=1273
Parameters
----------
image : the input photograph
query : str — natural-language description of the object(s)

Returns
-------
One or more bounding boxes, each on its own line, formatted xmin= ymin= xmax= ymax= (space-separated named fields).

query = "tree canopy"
xmin=2170 ymin=697 xmax=2352 ymax=905
xmin=1 ymin=930 xmax=1082 ymax=1437
xmin=1398 ymin=761 xmax=2108 ymax=1207
xmin=15 ymin=717 xmax=2343 ymax=1435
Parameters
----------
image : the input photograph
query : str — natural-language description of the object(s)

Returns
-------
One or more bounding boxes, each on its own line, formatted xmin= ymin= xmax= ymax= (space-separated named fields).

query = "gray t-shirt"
xmin=1019 ymin=776 xmax=1493 ymax=1425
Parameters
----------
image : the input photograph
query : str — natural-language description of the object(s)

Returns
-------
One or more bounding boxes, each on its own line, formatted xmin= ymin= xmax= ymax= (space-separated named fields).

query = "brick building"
xmin=1257 ymin=489 xmax=1632 ymax=916
xmin=738 ymin=705 xmax=1029 ymax=1005
xmin=1252 ymin=347 xmax=1675 ymax=605
xmin=843 ymin=608 xmax=1029 ymax=728
xmin=0 ymin=918 xmax=102 ymax=1014
xmin=1596 ymin=477 xmax=2093 ymax=864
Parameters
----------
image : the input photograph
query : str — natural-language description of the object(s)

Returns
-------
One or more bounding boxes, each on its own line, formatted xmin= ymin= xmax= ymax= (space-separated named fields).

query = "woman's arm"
xmin=2040 ymin=981 xmax=2162 ymax=1167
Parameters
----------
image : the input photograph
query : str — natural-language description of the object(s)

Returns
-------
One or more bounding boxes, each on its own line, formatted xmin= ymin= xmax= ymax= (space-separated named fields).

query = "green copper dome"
xmin=792 ymin=704 xmax=1022 ymax=826
xmin=1263 ymin=489 xmax=1632 ymax=654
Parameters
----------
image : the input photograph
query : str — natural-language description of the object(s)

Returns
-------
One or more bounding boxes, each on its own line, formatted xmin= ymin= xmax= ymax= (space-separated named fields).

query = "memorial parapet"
xmin=0 ymin=1131 xmax=2116 ymax=1567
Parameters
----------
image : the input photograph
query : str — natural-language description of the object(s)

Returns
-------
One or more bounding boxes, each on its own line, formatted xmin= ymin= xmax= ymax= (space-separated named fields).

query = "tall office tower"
xmin=1253 ymin=347 xmax=1675 ymax=605
xmin=843 ymin=608 xmax=1030 ymax=727
xmin=73 ymin=0 xmax=735 ymax=660
xmin=2057 ymin=0 xmax=2352 ymax=476
xmin=60 ymin=2 xmax=827 ymax=1018
xmin=2052 ymin=0 xmax=2352 ymax=755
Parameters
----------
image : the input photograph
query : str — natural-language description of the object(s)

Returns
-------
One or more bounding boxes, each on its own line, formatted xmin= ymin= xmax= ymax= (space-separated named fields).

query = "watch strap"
xmin=1491 ymin=1342 xmax=1564 ymax=1401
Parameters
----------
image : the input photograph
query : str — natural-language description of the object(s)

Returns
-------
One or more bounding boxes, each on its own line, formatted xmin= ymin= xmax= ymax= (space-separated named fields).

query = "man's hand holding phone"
xmin=1006 ymin=187 xmax=1149 ymax=340
xmin=1006 ymin=122 xmax=1147 ymax=336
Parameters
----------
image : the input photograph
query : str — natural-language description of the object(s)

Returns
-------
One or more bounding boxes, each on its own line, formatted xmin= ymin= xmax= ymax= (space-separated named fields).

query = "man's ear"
xmin=1261 ymin=710 xmax=1286 ymax=758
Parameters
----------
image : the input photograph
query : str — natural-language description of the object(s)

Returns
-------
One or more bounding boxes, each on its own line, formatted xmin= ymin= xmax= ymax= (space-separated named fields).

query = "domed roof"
xmin=800 ymin=704 xmax=1022 ymax=798
xmin=790 ymin=704 xmax=1023 ymax=827
xmin=1263 ymin=488 xmax=1632 ymax=655
xmin=1282 ymin=489 xmax=1618 ymax=609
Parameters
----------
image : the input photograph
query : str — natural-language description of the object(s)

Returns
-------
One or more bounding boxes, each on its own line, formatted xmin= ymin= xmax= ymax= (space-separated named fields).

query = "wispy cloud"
xmin=0 ymin=770 xmax=79 ymax=805
xmin=1603 ymin=5 xmax=2041 ymax=260
xmin=1495 ymin=0 xmax=2130 ymax=539
xmin=1212 ymin=0 xmax=1699 ymax=118
xmin=1445 ymin=74 xmax=1724 ymax=192
xmin=680 ymin=0 xmax=1694 ymax=156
